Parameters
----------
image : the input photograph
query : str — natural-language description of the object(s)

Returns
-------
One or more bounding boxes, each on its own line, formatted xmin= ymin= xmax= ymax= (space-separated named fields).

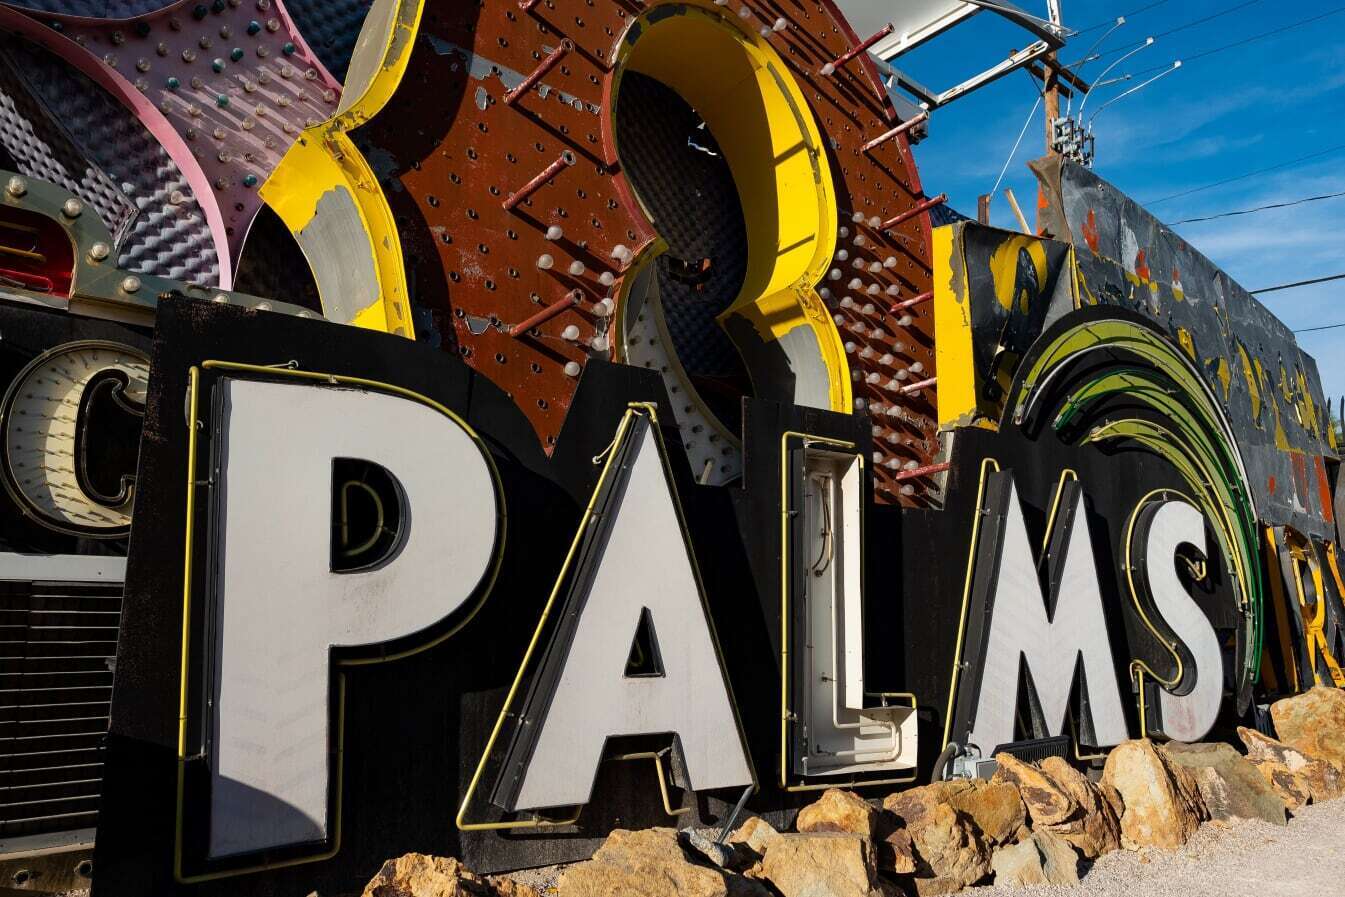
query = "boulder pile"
xmin=358 ymin=687 xmax=1345 ymax=897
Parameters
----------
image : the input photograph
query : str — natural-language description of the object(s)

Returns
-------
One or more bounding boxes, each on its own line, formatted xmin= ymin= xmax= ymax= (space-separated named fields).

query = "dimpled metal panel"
xmin=0 ymin=0 xmax=172 ymax=16
xmin=0 ymin=42 xmax=136 ymax=242
xmin=4 ymin=0 xmax=343 ymax=280
xmin=614 ymin=72 xmax=748 ymax=387
xmin=282 ymin=0 xmax=372 ymax=83
xmin=359 ymin=0 xmax=941 ymax=504
xmin=3 ymin=35 xmax=220 ymax=283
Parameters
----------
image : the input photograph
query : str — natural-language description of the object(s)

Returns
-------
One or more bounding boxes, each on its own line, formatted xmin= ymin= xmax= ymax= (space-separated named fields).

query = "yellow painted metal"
xmin=259 ymin=0 xmax=424 ymax=338
xmin=609 ymin=751 xmax=692 ymax=817
xmin=932 ymin=224 xmax=980 ymax=429
xmin=1283 ymin=536 xmax=1345 ymax=688
xmin=988 ymin=235 xmax=1046 ymax=314
xmin=174 ymin=360 xmax=506 ymax=881
xmin=1122 ymin=488 xmax=1191 ymax=693
xmin=614 ymin=3 xmax=849 ymax=412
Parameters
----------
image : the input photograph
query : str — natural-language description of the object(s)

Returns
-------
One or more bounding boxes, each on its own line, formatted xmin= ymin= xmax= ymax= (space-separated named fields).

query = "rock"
xmin=877 ymin=824 xmax=918 ymax=875
xmin=729 ymin=816 xmax=782 ymax=856
xmin=910 ymin=876 xmax=963 ymax=896
xmin=797 ymin=788 xmax=879 ymax=838
xmin=1270 ymin=686 xmax=1345 ymax=772
xmin=756 ymin=832 xmax=890 ymax=897
xmin=992 ymin=754 xmax=1078 ymax=826
xmin=907 ymin=803 xmax=991 ymax=889
xmin=362 ymin=853 xmax=538 ymax=897
xmin=1161 ymin=741 xmax=1287 ymax=825
xmin=990 ymin=830 xmax=1080 ymax=887
xmin=1239 ymin=726 xmax=1344 ymax=804
xmin=1251 ymin=758 xmax=1312 ymax=809
xmin=1035 ymin=756 xmax=1122 ymax=858
xmin=1101 ymin=739 xmax=1207 ymax=850
xmin=944 ymin=781 xmax=1025 ymax=847
xmin=990 ymin=839 xmax=1046 ymax=886
xmin=556 ymin=828 xmax=731 ymax=897
xmin=1030 ymin=829 xmax=1081 ymax=884
xmin=882 ymin=781 xmax=974 ymax=828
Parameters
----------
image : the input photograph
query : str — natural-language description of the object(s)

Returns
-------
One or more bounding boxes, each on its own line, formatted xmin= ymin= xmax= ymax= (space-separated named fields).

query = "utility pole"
xmin=1037 ymin=50 xmax=1061 ymax=233
xmin=1042 ymin=50 xmax=1061 ymax=158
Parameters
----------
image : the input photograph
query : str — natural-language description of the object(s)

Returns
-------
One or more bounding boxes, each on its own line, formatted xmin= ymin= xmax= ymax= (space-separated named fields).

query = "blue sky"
xmin=900 ymin=0 xmax=1345 ymax=401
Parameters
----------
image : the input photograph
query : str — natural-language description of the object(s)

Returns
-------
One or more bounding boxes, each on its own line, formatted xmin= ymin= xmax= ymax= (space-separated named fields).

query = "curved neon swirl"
xmin=1010 ymin=317 xmax=1263 ymax=700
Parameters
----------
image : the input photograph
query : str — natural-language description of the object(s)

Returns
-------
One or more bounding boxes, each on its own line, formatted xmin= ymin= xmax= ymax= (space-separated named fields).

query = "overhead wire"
xmin=1169 ymin=191 xmax=1345 ymax=225
xmin=1254 ymin=273 xmax=1345 ymax=297
xmin=1094 ymin=0 xmax=1263 ymax=60
xmin=1144 ymin=143 xmax=1345 ymax=206
xmin=989 ymin=78 xmax=1043 ymax=197
xmin=1131 ymin=4 xmax=1345 ymax=75
xmin=1072 ymin=1 xmax=1170 ymax=36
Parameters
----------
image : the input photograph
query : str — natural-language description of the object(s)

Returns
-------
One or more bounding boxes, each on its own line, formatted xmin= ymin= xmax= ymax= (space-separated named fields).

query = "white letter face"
xmin=967 ymin=478 xmax=1130 ymax=754
xmin=1142 ymin=500 xmax=1222 ymax=742
xmin=507 ymin=423 xmax=752 ymax=811
xmin=208 ymin=379 xmax=498 ymax=858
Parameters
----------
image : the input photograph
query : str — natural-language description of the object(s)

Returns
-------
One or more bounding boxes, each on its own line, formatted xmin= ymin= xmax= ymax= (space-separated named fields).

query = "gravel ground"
xmin=506 ymin=799 xmax=1345 ymax=897
xmin=969 ymin=798 xmax=1345 ymax=897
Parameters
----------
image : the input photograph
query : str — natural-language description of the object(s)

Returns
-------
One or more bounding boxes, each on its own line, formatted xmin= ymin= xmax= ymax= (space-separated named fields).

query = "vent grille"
xmin=0 ymin=579 xmax=119 ymax=840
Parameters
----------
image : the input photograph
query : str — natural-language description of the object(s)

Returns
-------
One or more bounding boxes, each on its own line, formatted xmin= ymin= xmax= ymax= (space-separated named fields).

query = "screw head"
xmin=61 ymin=198 xmax=83 ymax=218
xmin=120 ymin=276 xmax=141 ymax=293
xmin=88 ymin=241 xmax=111 ymax=262
xmin=5 ymin=175 xmax=26 ymax=197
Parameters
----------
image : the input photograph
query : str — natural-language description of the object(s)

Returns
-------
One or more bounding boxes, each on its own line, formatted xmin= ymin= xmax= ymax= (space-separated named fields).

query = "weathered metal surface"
xmin=1 ymin=0 xmax=344 ymax=288
xmin=1034 ymin=156 xmax=1336 ymax=539
xmin=0 ymin=166 xmax=317 ymax=325
xmin=0 ymin=34 xmax=222 ymax=285
xmin=355 ymin=0 xmax=943 ymax=503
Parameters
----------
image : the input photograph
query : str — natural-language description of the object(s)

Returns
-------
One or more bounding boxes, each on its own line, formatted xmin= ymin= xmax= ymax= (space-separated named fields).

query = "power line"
xmin=1094 ymin=0 xmax=1263 ymax=60
xmin=1072 ymin=1 xmax=1171 ymax=36
xmin=1131 ymin=5 xmax=1345 ymax=75
xmin=1144 ymin=143 xmax=1345 ymax=206
xmin=1295 ymin=319 xmax=1345 ymax=333
xmin=1255 ymin=273 xmax=1345 ymax=297
xmin=1170 ymin=191 xmax=1345 ymax=225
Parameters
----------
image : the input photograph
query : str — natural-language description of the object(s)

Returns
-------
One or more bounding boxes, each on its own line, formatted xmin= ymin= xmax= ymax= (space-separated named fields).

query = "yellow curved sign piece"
xmin=259 ymin=0 xmax=424 ymax=338
xmin=614 ymin=3 xmax=848 ymax=413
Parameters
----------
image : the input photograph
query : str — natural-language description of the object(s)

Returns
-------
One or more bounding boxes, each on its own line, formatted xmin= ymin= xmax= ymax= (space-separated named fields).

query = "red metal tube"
xmin=894 ymin=461 xmax=951 ymax=481
xmin=502 ymin=150 xmax=576 ymax=212
xmin=509 ymin=290 xmax=581 ymax=336
xmin=899 ymin=376 xmax=936 ymax=394
xmin=504 ymin=40 xmax=574 ymax=105
xmin=822 ymin=23 xmax=893 ymax=75
xmin=889 ymin=291 xmax=933 ymax=313
xmin=882 ymin=193 xmax=947 ymax=230
xmin=860 ymin=112 xmax=929 ymax=153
